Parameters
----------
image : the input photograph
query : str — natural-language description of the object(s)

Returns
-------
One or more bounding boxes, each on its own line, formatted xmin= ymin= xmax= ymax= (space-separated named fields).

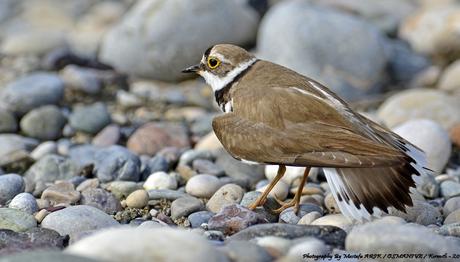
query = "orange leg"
xmin=272 ymin=167 xmax=311 ymax=214
xmin=248 ymin=165 xmax=286 ymax=210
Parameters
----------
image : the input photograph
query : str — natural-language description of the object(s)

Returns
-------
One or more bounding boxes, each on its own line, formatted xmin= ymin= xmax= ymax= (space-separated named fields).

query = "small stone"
xmin=188 ymin=211 xmax=214 ymax=228
xmin=76 ymin=178 xmax=99 ymax=192
xmin=80 ymin=188 xmax=122 ymax=215
xmin=143 ymin=171 xmax=177 ymax=190
xmin=437 ymin=223 xmax=460 ymax=237
xmin=298 ymin=211 xmax=322 ymax=225
xmin=311 ymin=214 xmax=353 ymax=231
xmin=30 ymin=141 xmax=58 ymax=160
xmin=439 ymin=60 xmax=460 ymax=93
xmin=440 ymin=181 xmax=460 ymax=199
xmin=0 ymin=134 xmax=38 ymax=167
xmin=171 ymin=197 xmax=204 ymax=220
xmin=444 ymin=197 xmax=460 ymax=217
xmin=125 ymin=190 xmax=149 ymax=209
xmin=0 ymin=229 xmax=67 ymax=256
xmin=192 ymin=159 xmax=224 ymax=176
xmin=92 ymin=124 xmax=120 ymax=147
xmin=116 ymin=90 xmax=143 ymax=107
xmin=279 ymin=204 xmax=323 ymax=224
xmin=69 ymin=103 xmax=111 ymax=134
xmin=36 ymin=199 xmax=50 ymax=210
xmin=8 ymin=193 xmax=38 ymax=214
xmin=324 ymin=192 xmax=340 ymax=214
xmin=0 ymin=208 xmax=37 ymax=232
xmin=0 ymin=109 xmax=17 ymax=133
xmin=0 ymin=174 xmax=25 ymax=205
xmin=41 ymin=182 xmax=81 ymax=205
xmin=444 ymin=210 xmax=460 ymax=225
xmin=256 ymin=236 xmax=292 ymax=257
xmin=61 ymin=65 xmax=102 ymax=95
xmin=257 ymin=180 xmax=289 ymax=201
xmin=215 ymin=149 xmax=265 ymax=187
xmin=41 ymin=205 xmax=119 ymax=241
xmin=206 ymin=184 xmax=245 ymax=213
xmin=178 ymin=149 xmax=214 ymax=167
xmin=20 ymin=105 xmax=66 ymax=140
xmin=93 ymin=145 xmax=141 ymax=182
xmin=416 ymin=171 xmax=440 ymax=198
xmin=183 ymin=176 xmax=221 ymax=201
xmin=108 ymin=181 xmax=142 ymax=200
xmin=141 ymin=155 xmax=169 ymax=181
xmin=127 ymin=122 xmax=190 ymax=156
xmin=147 ymin=189 xmax=188 ymax=201
xmin=208 ymin=204 xmax=267 ymax=235
xmin=287 ymin=237 xmax=330 ymax=258
xmin=389 ymin=199 xmax=442 ymax=226
xmin=35 ymin=209 xmax=50 ymax=223
xmin=223 ymin=240 xmax=273 ymax=262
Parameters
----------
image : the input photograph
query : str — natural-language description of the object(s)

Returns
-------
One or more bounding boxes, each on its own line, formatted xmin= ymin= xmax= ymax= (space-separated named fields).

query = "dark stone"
xmin=0 ymin=228 xmax=67 ymax=255
xmin=80 ymin=188 xmax=122 ymax=215
xmin=188 ymin=211 xmax=214 ymax=228
xmin=208 ymin=204 xmax=267 ymax=235
xmin=215 ymin=149 xmax=265 ymax=188
xmin=227 ymin=223 xmax=347 ymax=249
xmin=141 ymin=155 xmax=170 ymax=181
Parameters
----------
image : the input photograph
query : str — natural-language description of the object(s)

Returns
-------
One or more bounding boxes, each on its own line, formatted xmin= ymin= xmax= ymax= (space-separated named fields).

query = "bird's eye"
xmin=207 ymin=57 xmax=220 ymax=69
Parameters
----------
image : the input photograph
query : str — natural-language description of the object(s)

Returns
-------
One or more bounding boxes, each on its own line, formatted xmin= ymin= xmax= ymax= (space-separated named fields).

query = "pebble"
xmin=0 ymin=174 xmax=25 ymax=205
xmin=93 ymin=145 xmax=141 ymax=182
xmin=170 ymin=197 xmax=204 ymax=220
xmin=125 ymin=189 xmax=149 ymax=209
xmin=147 ymin=189 xmax=188 ymax=201
xmin=324 ymin=192 xmax=340 ymax=213
xmin=98 ymin=0 xmax=257 ymax=81
xmin=24 ymin=154 xmax=79 ymax=196
xmin=287 ymin=237 xmax=330 ymax=259
xmin=0 ymin=250 xmax=99 ymax=262
xmin=8 ymin=193 xmax=38 ymax=214
xmin=256 ymin=180 xmax=289 ymax=201
xmin=346 ymin=221 xmax=460 ymax=256
xmin=108 ymin=181 xmax=142 ymax=200
xmin=0 ymin=229 xmax=67 ymax=256
xmin=377 ymin=89 xmax=460 ymax=130
xmin=178 ymin=149 xmax=214 ymax=167
xmin=61 ymin=65 xmax=102 ymax=95
xmin=444 ymin=209 xmax=460 ymax=225
xmin=41 ymin=205 xmax=119 ymax=241
xmin=127 ymin=122 xmax=190 ymax=156
xmin=0 ymin=134 xmax=38 ymax=166
xmin=439 ymin=60 xmax=460 ymax=93
xmin=256 ymin=236 xmax=292 ymax=257
xmin=69 ymin=103 xmax=111 ymax=134
xmin=215 ymin=149 xmax=265 ymax=187
xmin=185 ymin=174 xmax=221 ymax=198
xmin=228 ymin=223 xmax=346 ymax=249
xmin=297 ymin=211 xmax=322 ymax=225
xmin=140 ymin=155 xmax=169 ymax=181
xmin=76 ymin=178 xmax=99 ymax=192
xmin=393 ymin=119 xmax=451 ymax=173
xmin=92 ymin=124 xmax=120 ymax=147
xmin=41 ymin=181 xmax=81 ymax=205
xmin=311 ymin=214 xmax=353 ymax=232
xmin=206 ymin=184 xmax=245 ymax=213
xmin=80 ymin=188 xmax=122 ymax=215
xmin=389 ymin=199 xmax=442 ymax=226
xmin=66 ymin=227 xmax=228 ymax=262
xmin=30 ymin=141 xmax=58 ymax=160
xmin=35 ymin=209 xmax=50 ymax=223
xmin=0 ymin=208 xmax=37 ymax=232
xmin=188 ymin=211 xmax=214 ymax=228
xmin=143 ymin=171 xmax=177 ymax=190
xmin=443 ymin=197 xmax=460 ymax=217
xmin=207 ymin=204 xmax=267 ymax=235
xmin=222 ymin=240 xmax=273 ymax=262
xmin=440 ymin=181 xmax=460 ymax=199
xmin=0 ymin=72 xmax=64 ymax=116
xmin=279 ymin=204 xmax=323 ymax=224
xmin=20 ymin=105 xmax=66 ymax=140
xmin=192 ymin=159 xmax=224 ymax=177
xmin=437 ymin=223 xmax=460 ymax=238
xmin=0 ymin=109 xmax=17 ymax=133
xmin=416 ymin=171 xmax=439 ymax=198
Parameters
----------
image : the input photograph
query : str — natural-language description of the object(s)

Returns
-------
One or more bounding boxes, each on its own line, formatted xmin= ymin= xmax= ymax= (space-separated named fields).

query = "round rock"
xmin=170 ymin=197 xmax=204 ymax=220
xmin=185 ymin=174 xmax=221 ymax=198
xmin=20 ymin=105 xmax=66 ymax=140
xmin=444 ymin=196 xmax=460 ymax=217
xmin=80 ymin=188 xmax=122 ymax=215
xmin=0 ymin=109 xmax=17 ymax=133
xmin=0 ymin=174 xmax=25 ymax=205
xmin=69 ymin=103 xmax=111 ymax=134
xmin=125 ymin=190 xmax=149 ymax=209
xmin=440 ymin=181 xmax=460 ymax=199
xmin=143 ymin=171 xmax=177 ymax=190
xmin=188 ymin=211 xmax=214 ymax=228
xmin=206 ymin=183 xmax=245 ymax=213
xmin=0 ymin=208 xmax=37 ymax=232
xmin=8 ymin=192 xmax=38 ymax=214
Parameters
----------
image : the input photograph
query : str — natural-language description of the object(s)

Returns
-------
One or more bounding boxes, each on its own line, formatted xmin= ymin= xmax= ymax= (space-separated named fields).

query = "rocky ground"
xmin=0 ymin=0 xmax=460 ymax=261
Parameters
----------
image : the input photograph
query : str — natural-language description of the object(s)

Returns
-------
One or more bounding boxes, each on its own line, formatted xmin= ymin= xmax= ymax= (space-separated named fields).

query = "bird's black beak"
xmin=182 ymin=64 xmax=201 ymax=73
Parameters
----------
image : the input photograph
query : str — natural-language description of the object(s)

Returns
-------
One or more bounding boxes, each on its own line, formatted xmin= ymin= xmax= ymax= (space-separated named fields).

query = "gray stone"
xmin=346 ymin=221 xmax=460 ymax=258
xmin=416 ymin=171 xmax=439 ymax=198
xmin=75 ymin=178 xmax=99 ymax=192
xmin=61 ymin=65 xmax=102 ymax=95
xmin=0 ymin=134 xmax=38 ymax=167
xmin=0 ymin=174 xmax=25 ymax=205
xmin=80 ymin=188 xmax=122 ymax=215
xmin=99 ymin=0 xmax=258 ymax=81
xmin=188 ymin=211 xmax=214 ymax=228
xmin=192 ymin=159 xmax=224 ymax=176
xmin=30 ymin=141 xmax=58 ymax=160
xmin=258 ymin=0 xmax=387 ymax=101
xmin=41 ymin=205 xmax=119 ymax=240
xmin=8 ymin=193 xmax=38 ymax=214
xmin=0 ymin=251 xmax=99 ymax=262
xmin=0 ymin=109 xmax=17 ymax=133
xmin=93 ymin=145 xmax=141 ymax=182
xmin=444 ymin=197 xmax=460 ymax=217
xmin=222 ymin=240 xmax=272 ymax=262
xmin=0 ymin=73 xmax=64 ymax=116
xmin=0 ymin=229 xmax=67 ymax=256
xmin=215 ymin=149 xmax=265 ymax=188
xmin=68 ymin=144 xmax=99 ymax=170
xmin=298 ymin=211 xmax=322 ymax=225
xmin=279 ymin=204 xmax=323 ymax=224
xmin=66 ymin=227 xmax=229 ymax=262
xmin=108 ymin=181 xmax=142 ymax=200
xmin=445 ymin=210 xmax=460 ymax=225
xmin=437 ymin=223 xmax=460 ymax=238
xmin=41 ymin=182 xmax=81 ymax=205
xmin=0 ymin=208 xmax=37 ymax=232
xmin=178 ymin=149 xmax=214 ymax=166
xmin=20 ymin=105 xmax=66 ymax=140
xmin=185 ymin=174 xmax=221 ymax=198
xmin=228 ymin=223 xmax=346 ymax=250
xmin=207 ymin=184 xmax=245 ymax=213
xmin=441 ymin=181 xmax=460 ymax=199
xmin=69 ymin=103 xmax=111 ymax=134
xmin=389 ymin=200 xmax=442 ymax=226
xmin=92 ymin=124 xmax=120 ymax=147
xmin=24 ymin=154 xmax=79 ymax=196
xmin=171 ymin=197 xmax=204 ymax=220
xmin=147 ymin=189 xmax=188 ymax=201
xmin=208 ymin=204 xmax=267 ymax=235
xmin=140 ymin=155 xmax=169 ymax=181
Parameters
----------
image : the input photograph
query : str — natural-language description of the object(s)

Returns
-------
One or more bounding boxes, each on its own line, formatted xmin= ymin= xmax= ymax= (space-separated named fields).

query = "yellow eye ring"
xmin=207 ymin=57 xmax=221 ymax=69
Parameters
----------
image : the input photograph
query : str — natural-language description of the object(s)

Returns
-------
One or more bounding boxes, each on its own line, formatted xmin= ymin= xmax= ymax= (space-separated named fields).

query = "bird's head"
xmin=182 ymin=44 xmax=257 ymax=92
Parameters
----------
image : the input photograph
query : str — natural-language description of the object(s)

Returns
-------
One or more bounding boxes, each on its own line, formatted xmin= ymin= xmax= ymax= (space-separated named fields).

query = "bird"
xmin=182 ymin=44 xmax=431 ymax=222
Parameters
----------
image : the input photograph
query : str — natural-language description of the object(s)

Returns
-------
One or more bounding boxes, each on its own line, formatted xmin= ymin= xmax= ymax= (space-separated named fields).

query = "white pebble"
xmin=143 ymin=172 xmax=177 ymax=190
xmin=185 ymin=175 xmax=221 ymax=198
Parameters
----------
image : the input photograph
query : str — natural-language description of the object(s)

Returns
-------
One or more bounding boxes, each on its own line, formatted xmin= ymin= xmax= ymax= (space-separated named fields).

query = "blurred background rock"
xmin=0 ymin=0 xmax=460 ymax=261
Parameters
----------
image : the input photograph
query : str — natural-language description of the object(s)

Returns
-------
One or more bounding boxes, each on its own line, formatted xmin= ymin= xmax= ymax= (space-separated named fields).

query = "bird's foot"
xmin=247 ymin=197 xmax=267 ymax=210
xmin=271 ymin=198 xmax=299 ymax=214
